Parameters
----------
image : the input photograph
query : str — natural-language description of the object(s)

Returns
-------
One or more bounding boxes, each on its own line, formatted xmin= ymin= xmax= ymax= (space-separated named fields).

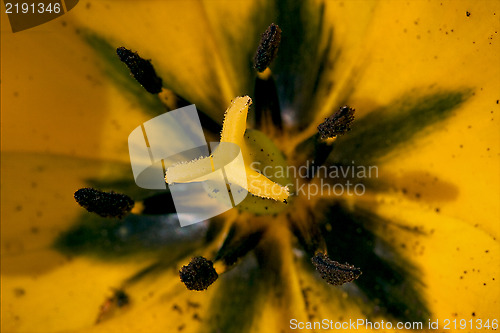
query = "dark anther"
xmin=317 ymin=106 xmax=355 ymax=139
xmin=253 ymin=23 xmax=282 ymax=72
xmin=74 ymin=188 xmax=134 ymax=219
xmin=179 ymin=257 xmax=218 ymax=291
xmin=311 ymin=252 xmax=362 ymax=286
xmin=116 ymin=47 xmax=163 ymax=94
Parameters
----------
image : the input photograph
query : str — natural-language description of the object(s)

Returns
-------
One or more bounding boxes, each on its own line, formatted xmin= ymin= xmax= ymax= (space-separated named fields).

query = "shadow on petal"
xmin=332 ymin=89 xmax=473 ymax=165
xmin=206 ymin=255 xmax=265 ymax=333
xmin=373 ymin=169 xmax=460 ymax=203
xmin=318 ymin=201 xmax=430 ymax=323
xmin=53 ymin=212 xmax=207 ymax=260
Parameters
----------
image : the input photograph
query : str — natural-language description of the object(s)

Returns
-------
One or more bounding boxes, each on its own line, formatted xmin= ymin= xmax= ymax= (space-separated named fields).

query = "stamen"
xmin=74 ymin=188 xmax=134 ymax=219
xmin=289 ymin=210 xmax=326 ymax=256
xmin=317 ymin=106 xmax=355 ymax=139
xmin=160 ymin=91 xmax=223 ymax=135
xmin=140 ymin=192 xmax=176 ymax=215
xmin=214 ymin=225 xmax=265 ymax=266
xmin=311 ymin=252 xmax=362 ymax=286
xmin=116 ymin=47 xmax=163 ymax=94
xmin=254 ymin=23 xmax=282 ymax=72
xmin=179 ymin=256 xmax=218 ymax=291
xmin=254 ymin=70 xmax=283 ymax=131
xmin=293 ymin=133 xmax=334 ymax=179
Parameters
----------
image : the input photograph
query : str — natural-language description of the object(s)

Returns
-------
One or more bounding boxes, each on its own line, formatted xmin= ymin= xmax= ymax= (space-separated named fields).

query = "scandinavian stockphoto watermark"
xmin=249 ymin=161 xmax=378 ymax=200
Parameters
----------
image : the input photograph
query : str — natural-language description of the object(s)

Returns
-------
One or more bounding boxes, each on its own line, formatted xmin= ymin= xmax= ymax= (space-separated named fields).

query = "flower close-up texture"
xmin=1 ymin=1 xmax=499 ymax=333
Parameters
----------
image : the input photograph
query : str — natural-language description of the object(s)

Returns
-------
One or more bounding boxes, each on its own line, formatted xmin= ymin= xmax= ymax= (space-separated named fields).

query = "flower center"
xmin=75 ymin=23 xmax=363 ymax=294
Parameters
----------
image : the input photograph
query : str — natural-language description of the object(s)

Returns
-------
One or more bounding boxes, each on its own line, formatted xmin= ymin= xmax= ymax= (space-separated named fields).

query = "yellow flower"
xmin=1 ymin=1 xmax=499 ymax=333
